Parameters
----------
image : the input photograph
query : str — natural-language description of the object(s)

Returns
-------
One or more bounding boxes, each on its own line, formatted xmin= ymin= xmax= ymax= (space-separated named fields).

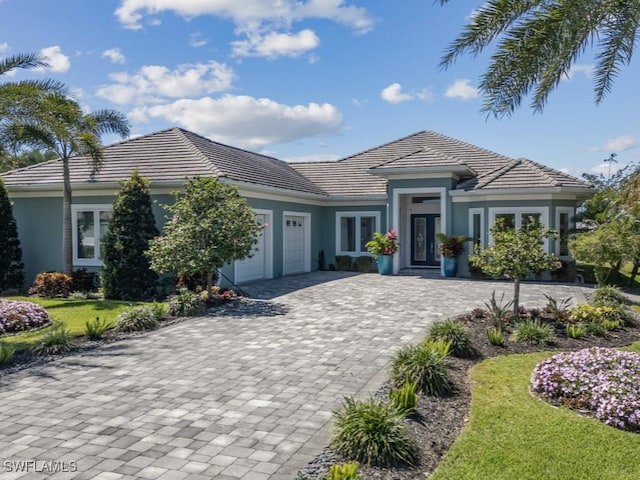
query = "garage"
xmin=283 ymin=213 xmax=308 ymax=275
xmin=235 ymin=212 xmax=271 ymax=284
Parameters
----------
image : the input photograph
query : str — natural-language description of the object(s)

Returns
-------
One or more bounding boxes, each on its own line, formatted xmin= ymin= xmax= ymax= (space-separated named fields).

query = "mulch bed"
xmin=301 ymin=304 xmax=640 ymax=480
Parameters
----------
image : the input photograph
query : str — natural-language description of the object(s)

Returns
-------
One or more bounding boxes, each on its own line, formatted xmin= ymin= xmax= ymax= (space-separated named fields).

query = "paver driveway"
xmin=0 ymin=272 xmax=589 ymax=479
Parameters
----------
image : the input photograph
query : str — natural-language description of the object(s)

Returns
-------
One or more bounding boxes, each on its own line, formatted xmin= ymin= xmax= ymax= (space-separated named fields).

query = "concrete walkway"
xmin=0 ymin=272 xmax=590 ymax=479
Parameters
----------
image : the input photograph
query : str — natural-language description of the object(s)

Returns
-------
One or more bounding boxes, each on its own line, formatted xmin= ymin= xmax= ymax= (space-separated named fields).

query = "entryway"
xmin=410 ymin=213 xmax=441 ymax=267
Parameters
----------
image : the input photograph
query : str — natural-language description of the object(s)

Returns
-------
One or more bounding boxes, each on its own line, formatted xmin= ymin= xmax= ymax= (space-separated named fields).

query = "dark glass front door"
xmin=410 ymin=214 xmax=441 ymax=266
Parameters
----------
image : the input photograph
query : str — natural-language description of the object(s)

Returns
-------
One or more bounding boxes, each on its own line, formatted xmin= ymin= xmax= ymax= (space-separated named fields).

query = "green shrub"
xmin=0 ymin=342 xmax=15 ymax=365
xmin=486 ymin=327 xmax=505 ymax=346
xmin=586 ymin=320 xmax=608 ymax=337
xmin=569 ymin=303 xmax=629 ymax=326
xmin=116 ymin=306 xmax=158 ymax=332
xmin=71 ymin=268 xmax=98 ymax=292
xmin=85 ymin=317 xmax=114 ymax=340
xmin=355 ymin=256 xmax=375 ymax=273
xmin=331 ymin=397 xmax=419 ymax=467
xmin=167 ymin=288 xmax=205 ymax=317
xmin=566 ymin=323 xmax=586 ymax=339
xmin=591 ymin=285 xmax=627 ymax=306
xmin=484 ymin=291 xmax=513 ymax=331
xmin=601 ymin=319 xmax=621 ymax=331
xmin=32 ymin=325 xmax=77 ymax=355
xmin=326 ymin=462 xmax=361 ymax=480
xmin=388 ymin=381 xmax=418 ymax=416
xmin=389 ymin=341 xmax=451 ymax=396
xmin=150 ymin=301 xmax=167 ymax=321
xmin=512 ymin=320 xmax=554 ymax=346
xmin=28 ymin=272 xmax=73 ymax=298
xmin=335 ymin=255 xmax=354 ymax=271
xmin=426 ymin=319 xmax=476 ymax=358
xmin=543 ymin=294 xmax=572 ymax=321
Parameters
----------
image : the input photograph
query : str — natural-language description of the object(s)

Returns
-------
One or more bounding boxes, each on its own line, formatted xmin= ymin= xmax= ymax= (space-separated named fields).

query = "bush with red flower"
xmin=365 ymin=229 xmax=399 ymax=258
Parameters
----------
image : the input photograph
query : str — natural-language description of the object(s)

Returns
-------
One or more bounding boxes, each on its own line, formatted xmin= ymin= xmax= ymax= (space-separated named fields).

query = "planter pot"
xmin=443 ymin=257 xmax=458 ymax=277
xmin=376 ymin=255 xmax=394 ymax=275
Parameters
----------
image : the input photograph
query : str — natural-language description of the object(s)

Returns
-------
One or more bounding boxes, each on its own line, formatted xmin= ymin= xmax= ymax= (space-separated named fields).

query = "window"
xmin=556 ymin=207 xmax=574 ymax=257
xmin=468 ymin=208 xmax=485 ymax=251
xmin=488 ymin=207 xmax=550 ymax=248
xmin=72 ymin=205 xmax=112 ymax=266
xmin=336 ymin=212 xmax=381 ymax=255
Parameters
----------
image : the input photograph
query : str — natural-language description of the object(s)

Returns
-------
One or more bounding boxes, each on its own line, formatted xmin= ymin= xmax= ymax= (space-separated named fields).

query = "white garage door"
xmin=284 ymin=215 xmax=306 ymax=275
xmin=235 ymin=214 xmax=267 ymax=284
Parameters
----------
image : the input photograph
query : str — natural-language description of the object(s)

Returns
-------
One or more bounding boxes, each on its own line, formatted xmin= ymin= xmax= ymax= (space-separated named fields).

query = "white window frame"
xmin=555 ymin=207 xmax=574 ymax=259
xmin=72 ymin=204 xmax=113 ymax=267
xmin=488 ymin=206 xmax=550 ymax=250
xmin=468 ymin=208 xmax=485 ymax=251
xmin=335 ymin=211 xmax=381 ymax=256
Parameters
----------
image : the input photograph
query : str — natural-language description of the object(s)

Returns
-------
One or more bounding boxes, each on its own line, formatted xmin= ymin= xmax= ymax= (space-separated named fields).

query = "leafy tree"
xmin=439 ymin=0 xmax=640 ymax=117
xmin=102 ymin=170 xmax=158 ymax=300
xmin=9 ymin=96 xmax=130 ymax=273
xmin=0 ymin=148 xmax=57 ymax=173
xmin=0 ymin=178 xmax=24 ymax=292
xmin=146 ymin=176 xmax=262 ymax=293
xmin=470 ymin=220 xmax=559 ymax=317
xmin=569 ymin=219 xmax=637 ymax=285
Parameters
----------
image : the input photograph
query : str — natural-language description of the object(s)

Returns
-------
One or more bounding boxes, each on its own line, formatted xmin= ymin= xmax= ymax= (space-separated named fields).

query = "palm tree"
xmin=10 ymin=96 xmax=130 ymax=273
xmin=0 ymin=52 xmax=67 ymax=156
xmin=439 ymin=0 xmax=640 ymax=117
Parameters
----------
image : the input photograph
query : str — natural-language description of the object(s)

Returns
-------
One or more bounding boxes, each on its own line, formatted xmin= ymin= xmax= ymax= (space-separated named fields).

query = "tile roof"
xmin=291 ymin=130 xmax=591 ymax=196
xmin=1 ymin=128 xmax=327 ymax=196
xmin=2 ymin=127 xmax=591 ymax=198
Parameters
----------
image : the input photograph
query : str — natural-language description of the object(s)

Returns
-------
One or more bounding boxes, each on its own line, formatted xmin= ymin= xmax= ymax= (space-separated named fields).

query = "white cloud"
xmin=96 ymin=61 xmax=235 ymax=105
xmin=565 ymin=63 xmax=594 ymax=80
xmin=605 ymin=135 xmax=637 ymax=152
xmin=284 ymin=153 xmax=341 ymax=162
xmin=189 ymin=32 xmax=208 ymax=48
xmin=590 ymin=162 xmax=628 ymax=177
xmin=102 ymin=48 xmax=126 ymax=64
xmin=444 ymin=79 xmax=479 ymax=100
xmin=0 ymin=42 xmax=9 ymax=53
xmin=381 ymin=83 xmax=413 ymax=104
xmin=129 ymin=94 xmax=342 ymax=148
xmin=232 ymin=29 xmax=319 ymax=58
xmin=38 ymin=46 xmax=70 ymax=73
xmin=115 ymin=0 xmax=374 ymax=33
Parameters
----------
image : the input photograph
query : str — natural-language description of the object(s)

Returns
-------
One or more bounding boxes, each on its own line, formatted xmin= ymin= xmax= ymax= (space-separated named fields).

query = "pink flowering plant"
xmin=0 ymin=299 xmax=51 ymax=335
xmin=365 ymin=229 xmax=399 ymax=258
xmin=531 ymin=347 xmax=640 ymax=432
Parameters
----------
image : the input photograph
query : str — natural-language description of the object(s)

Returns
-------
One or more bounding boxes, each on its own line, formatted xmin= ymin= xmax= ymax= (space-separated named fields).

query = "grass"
xmin=431 ymin=346 xmax=640 ymax=480
xmin=578 ymin=262 xmax=640 ymax=289
xmin=1 ymin=296 xmax=149 ymax=351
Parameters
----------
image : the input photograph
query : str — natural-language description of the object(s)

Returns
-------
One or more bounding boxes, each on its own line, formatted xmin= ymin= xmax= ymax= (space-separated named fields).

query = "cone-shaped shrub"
xmin=102 ymin=170 xmax=158 ymax=300
xmin=0 ymin=178 xmax=24 ymax=292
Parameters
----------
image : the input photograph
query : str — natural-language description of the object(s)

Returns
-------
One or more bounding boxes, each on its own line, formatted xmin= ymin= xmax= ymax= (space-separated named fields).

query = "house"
xmin=1 ymin=127 xmax=593 ymax=286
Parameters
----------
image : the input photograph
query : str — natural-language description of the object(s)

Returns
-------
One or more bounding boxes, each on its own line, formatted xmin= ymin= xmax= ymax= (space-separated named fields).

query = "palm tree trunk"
xmin=62 ymin=158 xmax=73 ymax=274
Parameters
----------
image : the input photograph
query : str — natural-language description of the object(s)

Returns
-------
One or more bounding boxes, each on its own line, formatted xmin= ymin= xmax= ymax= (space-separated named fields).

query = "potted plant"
xmin=436 ymin=233 xmax=470 ymax=277
xmin=365 ymin=229 xmax=398 ymax=275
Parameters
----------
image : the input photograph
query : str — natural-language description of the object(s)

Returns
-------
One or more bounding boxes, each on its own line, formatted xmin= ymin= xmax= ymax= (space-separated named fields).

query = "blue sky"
xmin=2 ymin=0 xmax=638 ymax=177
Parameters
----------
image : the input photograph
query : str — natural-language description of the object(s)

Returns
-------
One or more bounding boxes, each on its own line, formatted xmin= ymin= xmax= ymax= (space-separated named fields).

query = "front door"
xmin=410 ymin=214 xmax=441 ymax=266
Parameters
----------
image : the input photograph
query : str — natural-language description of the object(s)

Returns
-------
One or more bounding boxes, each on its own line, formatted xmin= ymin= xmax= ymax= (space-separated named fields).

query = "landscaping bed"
xmin=299 ymin=290 xmax=640 ymax=480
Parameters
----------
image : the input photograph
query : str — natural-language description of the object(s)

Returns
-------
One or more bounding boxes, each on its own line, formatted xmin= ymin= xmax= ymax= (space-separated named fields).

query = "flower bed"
xmin=532 ymin=347 xmax=640 ymax=431
xmin=0 ymin=300 xmax=51 ymax=335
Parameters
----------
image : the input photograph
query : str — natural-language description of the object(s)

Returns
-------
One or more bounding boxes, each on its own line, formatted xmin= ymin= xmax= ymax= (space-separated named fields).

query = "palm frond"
xmin=0 ymin=53 xmax=48 ymax=76
xmin=85 ymin=109 xmax=131 ymax=138
xmin=75 ymin=131 xmax=105 ymax=179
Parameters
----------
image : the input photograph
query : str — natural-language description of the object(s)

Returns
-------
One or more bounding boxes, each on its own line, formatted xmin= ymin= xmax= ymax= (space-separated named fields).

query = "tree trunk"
xmin=513 ymin=278 xmax=521 ymax=319
xmin=62 ymin=158 xmax=73 ymax=275
xmin=630 ymin=262 xmax=639 ymax=287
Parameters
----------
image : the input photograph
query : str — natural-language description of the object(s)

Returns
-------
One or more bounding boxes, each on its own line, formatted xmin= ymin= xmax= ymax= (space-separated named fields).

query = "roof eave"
xmin=450 ymin=185 xmax=594 ymax=199
xmin=368 ymin=165 xmax=475 ymax=177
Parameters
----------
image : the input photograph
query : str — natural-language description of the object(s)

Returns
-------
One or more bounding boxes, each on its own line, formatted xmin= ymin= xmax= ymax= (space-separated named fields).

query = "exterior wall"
xmin=321 ymin=204 xmax=386 ymax=268
xmin=451 ymin=198 xmax=578 ymax=276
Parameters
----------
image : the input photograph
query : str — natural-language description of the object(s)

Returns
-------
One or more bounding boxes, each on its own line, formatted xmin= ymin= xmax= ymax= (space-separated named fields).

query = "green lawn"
xmin=578 ymin=262 xmax=640 ymax=288
xmin=431 ymin=344 xmax=640 ymax=480
xmin=2 ymin=297 xmax=149 ymax=351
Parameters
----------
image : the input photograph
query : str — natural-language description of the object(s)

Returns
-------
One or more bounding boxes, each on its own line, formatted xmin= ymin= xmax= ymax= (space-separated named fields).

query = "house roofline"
xmin=368 ymin=165 xmax=474 ymax=177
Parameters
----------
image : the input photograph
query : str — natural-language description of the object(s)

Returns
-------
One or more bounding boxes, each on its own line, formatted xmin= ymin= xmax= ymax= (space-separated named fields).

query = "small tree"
xmin=102 ymin=170 xmax=158 ymax=300
xmin=146 ymin=176 xmax=262 ymax=292
xmin=0 ymin=178 xmax=24 ymax=291
xmin=470 ymin=220 xmax=559 ymax=317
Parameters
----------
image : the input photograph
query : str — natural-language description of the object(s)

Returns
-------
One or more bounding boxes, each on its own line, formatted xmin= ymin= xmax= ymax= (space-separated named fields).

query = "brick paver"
xmin=0 ymin=272 xmax=589 ymax=479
